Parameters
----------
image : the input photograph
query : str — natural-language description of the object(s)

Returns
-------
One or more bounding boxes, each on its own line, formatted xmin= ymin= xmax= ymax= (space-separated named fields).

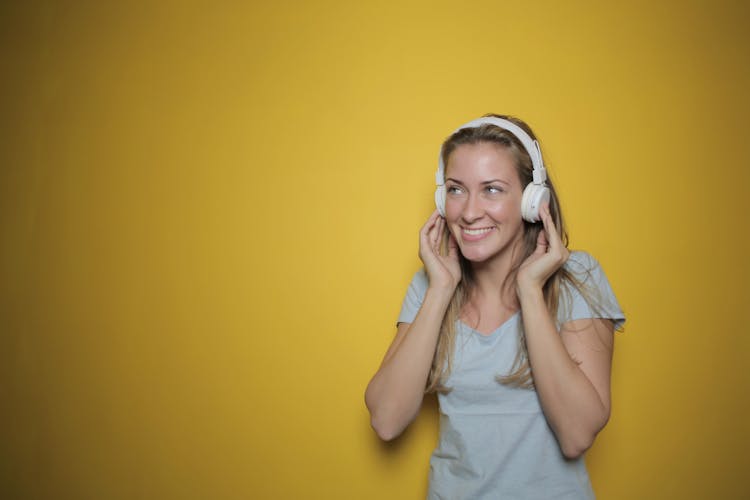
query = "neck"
xmin=467 ymin=239 xmax=524 ymax=308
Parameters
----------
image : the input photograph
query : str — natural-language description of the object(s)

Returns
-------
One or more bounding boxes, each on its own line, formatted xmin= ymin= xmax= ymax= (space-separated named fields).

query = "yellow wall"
xmin=1 ymin=1 xmax=748 ymax=498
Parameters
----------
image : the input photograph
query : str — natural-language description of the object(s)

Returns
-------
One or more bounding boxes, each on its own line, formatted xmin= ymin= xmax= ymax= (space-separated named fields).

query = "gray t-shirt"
xmin=397 ymin=251 xmax=625 ymax=500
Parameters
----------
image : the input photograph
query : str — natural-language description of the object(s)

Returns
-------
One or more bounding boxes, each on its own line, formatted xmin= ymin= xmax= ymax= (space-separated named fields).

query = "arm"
xmin=516 ymin=204 xmax=615 ymax=459
xmin=518 ymin=291 xmax=614 ymax=458
xmin=364 ymin=211 xmax=460 ymax=441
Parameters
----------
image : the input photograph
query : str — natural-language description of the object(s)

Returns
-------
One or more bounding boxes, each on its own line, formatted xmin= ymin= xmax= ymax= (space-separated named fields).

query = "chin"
xmin=458 ymin=247 xmax=494 ymax=263
xmin=457 ymin=238 xmax=514 ymax=264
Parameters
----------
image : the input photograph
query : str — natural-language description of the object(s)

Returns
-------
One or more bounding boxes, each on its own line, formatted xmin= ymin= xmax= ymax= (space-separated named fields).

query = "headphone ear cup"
xmin=435 ymin=185 xmax=446 ymax=217
xmin=521 ymin=184 xmax=550 ymax=223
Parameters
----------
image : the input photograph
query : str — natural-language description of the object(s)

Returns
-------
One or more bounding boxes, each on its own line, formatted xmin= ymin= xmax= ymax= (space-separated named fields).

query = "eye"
xmin=446 ymin=185 xmax=464 ymax=195
xmin=486 ymin=185 xmax=504 ymax=194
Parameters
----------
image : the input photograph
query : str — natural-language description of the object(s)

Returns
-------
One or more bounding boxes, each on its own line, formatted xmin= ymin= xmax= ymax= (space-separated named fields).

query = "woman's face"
xmin=444 ymin=142 xmax=525 ymax=264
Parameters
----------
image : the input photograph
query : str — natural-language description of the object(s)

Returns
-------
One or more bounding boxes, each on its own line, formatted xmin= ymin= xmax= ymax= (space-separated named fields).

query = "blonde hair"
xmin=426 ymin=114 xmax=596 ymax=392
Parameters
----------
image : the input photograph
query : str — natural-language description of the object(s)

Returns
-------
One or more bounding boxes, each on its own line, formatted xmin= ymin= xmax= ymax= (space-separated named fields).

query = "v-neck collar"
xmin=458 ymin=311 xmax=520 ymax=338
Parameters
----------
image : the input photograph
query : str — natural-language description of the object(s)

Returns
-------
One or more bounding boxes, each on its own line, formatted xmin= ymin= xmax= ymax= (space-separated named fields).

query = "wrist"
xmin=516 ymin=281 xmax=544 ymax=303
xmin=426 ymin=282 xmax=457 ymax=303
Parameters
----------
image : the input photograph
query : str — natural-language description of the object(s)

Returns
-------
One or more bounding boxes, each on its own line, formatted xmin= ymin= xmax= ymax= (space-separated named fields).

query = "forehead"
xmin=445 ymin=142 xmax=520 ymax=184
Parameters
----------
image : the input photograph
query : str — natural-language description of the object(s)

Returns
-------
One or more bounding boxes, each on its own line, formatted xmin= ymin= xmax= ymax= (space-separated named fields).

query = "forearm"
xmin=365 ymin=286 xmax=453 ymax=440
xmin=519 ymin=288 xmax=609 ymax=458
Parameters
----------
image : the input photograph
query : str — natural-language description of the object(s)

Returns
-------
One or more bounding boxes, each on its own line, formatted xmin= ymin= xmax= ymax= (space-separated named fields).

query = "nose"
xmin=461 ymin=192 xmax=483 ymax=223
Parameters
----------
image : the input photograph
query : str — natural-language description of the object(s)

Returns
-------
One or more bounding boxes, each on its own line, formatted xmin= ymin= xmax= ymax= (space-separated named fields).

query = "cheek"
xmin=444 ymin=199 xmax=461 ymax=220
xmin=487 ymin=198 xmax=520 ymax=220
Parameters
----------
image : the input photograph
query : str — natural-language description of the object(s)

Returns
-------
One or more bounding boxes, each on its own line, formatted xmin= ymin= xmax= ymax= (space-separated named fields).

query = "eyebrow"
xmin=446 ymin=177 xmax=511 ymax=186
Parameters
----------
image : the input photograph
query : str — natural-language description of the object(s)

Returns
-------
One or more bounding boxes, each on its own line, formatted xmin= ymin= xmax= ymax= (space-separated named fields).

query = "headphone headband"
xmin=436 ymin=117 xmax=547 ymax=186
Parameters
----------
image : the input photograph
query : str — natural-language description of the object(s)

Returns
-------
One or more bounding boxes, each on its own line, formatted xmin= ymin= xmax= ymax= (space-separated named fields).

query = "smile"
xmin=461 ymin=227 xmax=495 ymax=241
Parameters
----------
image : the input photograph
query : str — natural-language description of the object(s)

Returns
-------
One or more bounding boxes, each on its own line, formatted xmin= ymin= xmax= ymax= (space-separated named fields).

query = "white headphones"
xmin=435 ymin=117 xmax=550 ymax=223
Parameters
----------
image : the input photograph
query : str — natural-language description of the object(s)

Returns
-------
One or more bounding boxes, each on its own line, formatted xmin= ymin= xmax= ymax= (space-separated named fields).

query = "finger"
xmin=421 ymin=210 xmax=440 ymax=233
xmin=420 ymin=210 xmax=440 ymax=244
xmin=533 ymin=227 xmax=549 ymax=255
xmin=543 ymin=222 xmax=560 ymax=257
xmin=433 ymin=217 xmax=442 ymax=250
xmin=539 ymin=227 xmax=549 ymax=246
xmin=540 ymin=204 xmax=568 ymax=261
xmin=420 ymin=221 xmax=431 ymax=247
xmin=540 ymin=206 xmax=550 ymax=234
xmin=427 ymin=209 xmax=442 ymax=228
xmin=440 ymin=218 xmax=447 ymax=250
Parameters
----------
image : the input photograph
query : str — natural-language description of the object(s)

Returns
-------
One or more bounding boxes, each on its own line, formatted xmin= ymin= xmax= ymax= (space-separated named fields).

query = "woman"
xmin=365 ymin=115 xmax=625 ymax=499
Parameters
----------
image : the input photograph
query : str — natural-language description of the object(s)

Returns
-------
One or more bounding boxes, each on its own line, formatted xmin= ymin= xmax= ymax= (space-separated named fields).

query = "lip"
xmin=460 ymin=226 xmax=495 ymax=242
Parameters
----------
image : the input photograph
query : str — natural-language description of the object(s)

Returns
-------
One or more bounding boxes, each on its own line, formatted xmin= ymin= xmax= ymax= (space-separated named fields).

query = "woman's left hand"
xmin=516 ymin=202 xmax=570 ymax=294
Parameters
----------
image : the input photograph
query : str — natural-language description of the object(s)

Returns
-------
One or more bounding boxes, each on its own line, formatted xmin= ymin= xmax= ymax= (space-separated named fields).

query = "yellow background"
xmin=1 ymin=1 xmax=748 ymax=498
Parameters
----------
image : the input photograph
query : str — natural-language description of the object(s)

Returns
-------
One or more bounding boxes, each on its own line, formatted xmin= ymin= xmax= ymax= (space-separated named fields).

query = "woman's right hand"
xmin=419 ymin=210 xmax=461 ymax=292
xmin=365 ymin=209 xmax=459 ymax=441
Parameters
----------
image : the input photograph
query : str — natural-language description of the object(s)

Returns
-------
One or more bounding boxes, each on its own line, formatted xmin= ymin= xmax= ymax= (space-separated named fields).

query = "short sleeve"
xmin=397 ymin=269 xmax=429 ymax=324
xmin=559 ymin=251 xmax=625 ymax=329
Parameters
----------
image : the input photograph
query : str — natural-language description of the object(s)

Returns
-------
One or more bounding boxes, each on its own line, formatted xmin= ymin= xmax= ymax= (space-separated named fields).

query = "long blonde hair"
xmin=426 ymin=114 xmax=579 ymax=392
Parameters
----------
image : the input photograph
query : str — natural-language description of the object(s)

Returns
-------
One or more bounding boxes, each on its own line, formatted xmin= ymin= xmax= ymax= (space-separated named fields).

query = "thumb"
xmin=534 ymin=229 xmax=549 ymax=255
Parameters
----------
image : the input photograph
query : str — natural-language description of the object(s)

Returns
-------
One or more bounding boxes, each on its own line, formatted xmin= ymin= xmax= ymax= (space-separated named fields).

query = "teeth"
xmin=463 ymin=227 xmax=493 ymax=236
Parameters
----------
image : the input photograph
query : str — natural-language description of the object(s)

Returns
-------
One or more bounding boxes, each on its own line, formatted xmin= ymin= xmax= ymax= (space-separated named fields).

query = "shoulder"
xmin=411 ymin=268 xmax=429 ymax=291
xmin=405 ymin=268 xmax=430 ymax=303
xmin=563 ymin=250 xmax=607 ymax=286
xmin=560 ymin=250 xmax=626 ymax=329
xmin=564 ymin=250 xmax=599 ymax=274
xmin=397 ymin=268 xmax=429 ymax=324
